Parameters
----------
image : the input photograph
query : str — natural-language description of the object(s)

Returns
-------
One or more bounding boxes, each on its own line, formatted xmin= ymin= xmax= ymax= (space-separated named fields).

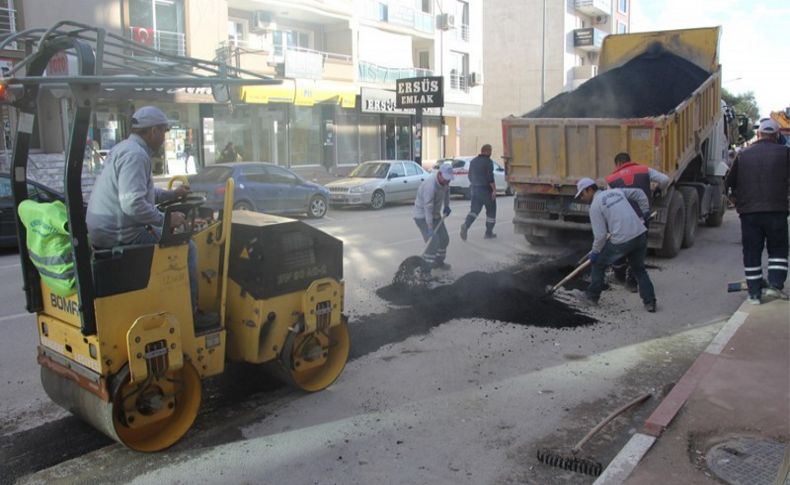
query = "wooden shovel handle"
xmin=551 ymin=259 xmax=592 ymax=292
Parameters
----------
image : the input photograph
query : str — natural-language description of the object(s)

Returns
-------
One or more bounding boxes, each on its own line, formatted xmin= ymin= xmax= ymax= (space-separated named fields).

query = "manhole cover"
xmin=706 ymin=436 xmax=789 ymax=485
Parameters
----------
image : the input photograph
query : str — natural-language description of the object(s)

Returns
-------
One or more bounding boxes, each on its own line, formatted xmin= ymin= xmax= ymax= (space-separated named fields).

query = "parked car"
xmin=326 ymin=160 xmax=428 ymax=210
xmin=434 ymin=157 xmax=513 ymax=199
xmin=0 ymin=174 xmax=64 ymax=248
xmin=188 ymin=162 xmax=330 ymax=218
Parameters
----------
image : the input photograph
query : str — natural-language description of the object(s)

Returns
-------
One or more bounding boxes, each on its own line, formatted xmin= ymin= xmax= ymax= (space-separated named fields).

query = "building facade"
xmin=460 ymin=0 xmax=630 ymax=157
xmin=8 ymin=0 xmax=483 ymax=183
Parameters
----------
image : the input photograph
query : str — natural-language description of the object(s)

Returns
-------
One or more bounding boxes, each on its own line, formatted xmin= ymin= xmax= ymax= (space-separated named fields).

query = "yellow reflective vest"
xmin=17 ymin=200 xmax=76 ymax=297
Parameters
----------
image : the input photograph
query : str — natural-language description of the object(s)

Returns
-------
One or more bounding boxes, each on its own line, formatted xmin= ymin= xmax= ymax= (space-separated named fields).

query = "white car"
xmin=326 ymin=160 xmax=429 ymax=210
xmin=434 ymin=157 xmax=513 ymax=199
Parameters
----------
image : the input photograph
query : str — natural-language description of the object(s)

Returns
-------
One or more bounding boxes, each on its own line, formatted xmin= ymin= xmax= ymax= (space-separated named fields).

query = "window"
xmin=617 ymin=21 xmax=627 ymax=34
xmin=388 ymin=162 xmax=406 ymax=178
xmin=405 ymin=162 xmax=422 ymax=176
xmin=228 ymin=19 xmax=245 ymax=46
xmin=267 ymin=165 xmax=299 ymax=184
xmin=618 ymin=0 xmax=628 ymax=14
xmin=128 ymin=0 xmax=186 ymax=56
xmin=273 ymin=29 xmax=311 ymax=59
xmin=449 ymin=51 xmax=469 ymax=91
xmin=376 ymin=2 xmax=388 ymax=21
xmin=421 ymin=0 xmax=431 ymax=14
xmin=456 ymin=0 xmax=469 ymax=41
xmin=418 ymin=50 xmax=431 ymax=70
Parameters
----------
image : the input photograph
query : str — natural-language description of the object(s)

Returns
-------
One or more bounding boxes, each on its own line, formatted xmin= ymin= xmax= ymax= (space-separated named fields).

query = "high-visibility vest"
xmin=17 ymin=200 xmax=76 ymax=297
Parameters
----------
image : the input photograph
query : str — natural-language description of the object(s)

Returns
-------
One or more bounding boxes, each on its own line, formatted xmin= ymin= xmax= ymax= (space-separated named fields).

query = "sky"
xmin=630 ymin=0 xmax=789 ymax=118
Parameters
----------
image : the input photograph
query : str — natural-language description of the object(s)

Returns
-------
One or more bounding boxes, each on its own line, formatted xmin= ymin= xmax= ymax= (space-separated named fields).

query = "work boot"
xmin=484 ymin=232 xmax=497 ymax=239
xmin=747 ymin=294 xmax=762 ymax=305
xmin=460 ymin=223 xmax=468 ymax=241
xmin=644 ymin=301 xmax=657 ymax=313
xmin=764 ymin=286 xmax=789 ymax=300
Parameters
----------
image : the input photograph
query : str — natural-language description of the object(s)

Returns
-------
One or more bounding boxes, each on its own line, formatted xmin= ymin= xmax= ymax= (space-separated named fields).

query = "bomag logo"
xmin=50 ymin=293 xmax=79 ymax=315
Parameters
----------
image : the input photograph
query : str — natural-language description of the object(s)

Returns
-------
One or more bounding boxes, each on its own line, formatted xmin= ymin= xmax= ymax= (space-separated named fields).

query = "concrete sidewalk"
xmin=597 ymin=297 xmax=790 ymax=485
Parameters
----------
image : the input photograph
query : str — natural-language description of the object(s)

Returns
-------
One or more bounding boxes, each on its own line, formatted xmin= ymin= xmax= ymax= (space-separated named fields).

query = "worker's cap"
xmin=131 ymin=106 xmax=171 ymax=129
xmin=438 ymin=162 xmax=455 ymax=181
xmin=758 ymin=118 xmax=780 ymax=135
xmin=575 ymin=177 xmax=597 ymax=198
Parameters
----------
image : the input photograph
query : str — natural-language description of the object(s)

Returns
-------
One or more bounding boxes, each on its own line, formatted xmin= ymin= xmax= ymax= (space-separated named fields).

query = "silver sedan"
xmin=326 ymin=160 xmax=429 ymax=210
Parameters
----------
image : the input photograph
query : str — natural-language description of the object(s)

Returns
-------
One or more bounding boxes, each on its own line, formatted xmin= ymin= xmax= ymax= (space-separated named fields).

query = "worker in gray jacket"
xmin=87 ymin=106 xmax=199 ymax=316
xmin=575 ymin=177 xmax=657 ymax=312
xmin=413 ymin=162 xmax=453 ymax=271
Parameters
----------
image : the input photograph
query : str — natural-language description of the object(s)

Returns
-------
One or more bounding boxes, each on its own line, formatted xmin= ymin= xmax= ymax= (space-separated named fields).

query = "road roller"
xmin=5 ymin=22 xmax=349 ymax=451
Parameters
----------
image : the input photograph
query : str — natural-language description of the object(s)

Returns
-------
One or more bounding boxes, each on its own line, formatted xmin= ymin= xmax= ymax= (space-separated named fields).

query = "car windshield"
xmin=350 ymin=162 xmax=390 ymax=178
xmin=191 ymin=165 xmax=233 ymax=183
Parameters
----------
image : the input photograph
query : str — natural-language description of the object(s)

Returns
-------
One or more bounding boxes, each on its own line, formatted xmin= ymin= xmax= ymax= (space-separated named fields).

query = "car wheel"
xmin=308 ymin=196 xmax=327 ymax=218
xmin=234 ymin=200 xmax=254 ymax=211
xmin=370 ymin=190 xmax=386 ymax=210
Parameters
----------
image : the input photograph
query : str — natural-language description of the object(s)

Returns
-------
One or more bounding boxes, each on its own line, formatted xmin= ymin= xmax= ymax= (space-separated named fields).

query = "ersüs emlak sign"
xmin=395 ymin=76 xmax=444 ymax=109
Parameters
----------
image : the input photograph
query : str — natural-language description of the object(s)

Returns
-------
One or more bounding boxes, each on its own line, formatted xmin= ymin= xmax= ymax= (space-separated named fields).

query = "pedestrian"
xmin=605 ymin=152 xmax=671 ymax=291
xmin=575 ymin=177 xmax=657 ymax=312
xmin=220 ymin=142 xmax=239 ymax=163
xmin=724 ymin=118 xmax=790 ymax=304
xmin=86 ymin=106 xmax=208 ymax=328
xmin=460 ymin=144 xmax=497 ymax=240
xmin=414 ymin=162 xmax=454 ymax=273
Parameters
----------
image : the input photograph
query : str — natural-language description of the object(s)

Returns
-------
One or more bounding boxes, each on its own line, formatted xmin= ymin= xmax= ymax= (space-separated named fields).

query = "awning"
xmin=241 ymin=80 xmax=296 ymax=104
xmin=241 ymin=80 xmax=357 ymax=108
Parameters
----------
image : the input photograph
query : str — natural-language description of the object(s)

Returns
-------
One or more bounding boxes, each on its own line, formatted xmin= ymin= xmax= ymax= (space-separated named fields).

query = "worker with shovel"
xmin=575 ymin=178 xmax=657 ymax=312
xmin=413 ymin=162 xmax=454 ymax=272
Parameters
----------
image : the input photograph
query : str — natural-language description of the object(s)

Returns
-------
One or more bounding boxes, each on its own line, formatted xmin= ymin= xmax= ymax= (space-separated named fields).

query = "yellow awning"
xmin=242 ymin=80 xmax=357 ymax=109
xmin=241 ymin=80 xmax=296 ymax=104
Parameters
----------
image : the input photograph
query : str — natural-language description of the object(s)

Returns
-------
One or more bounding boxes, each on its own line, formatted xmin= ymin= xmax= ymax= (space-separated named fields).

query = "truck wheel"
xmin=679 ymin=187 xmax=699 ymax=248
xmin=524 ymin=228 xmax=558 ymax=246
xmin=705 ymin=194 xmax=727 ymax=227
xmin=655 ymin=191 xmax=686 ymax=258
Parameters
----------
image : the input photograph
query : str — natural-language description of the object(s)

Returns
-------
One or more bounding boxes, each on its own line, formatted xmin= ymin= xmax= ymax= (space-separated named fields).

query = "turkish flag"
xmin=132 ymin=26 xmax=154 ymax=46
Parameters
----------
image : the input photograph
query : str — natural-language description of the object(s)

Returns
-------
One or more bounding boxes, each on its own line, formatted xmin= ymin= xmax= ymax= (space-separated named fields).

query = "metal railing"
xmin=129 ymin=27 xmax=186 ymax=57
xmin=0 ymin=1 xmax=18 ymax=50
xmin=449 ymin=72 xmax=468 ymax=92
xmin=458 ymin=24 xmax=469 ymax=41
xmin=358 ymin=61 xmax=432 ymax=84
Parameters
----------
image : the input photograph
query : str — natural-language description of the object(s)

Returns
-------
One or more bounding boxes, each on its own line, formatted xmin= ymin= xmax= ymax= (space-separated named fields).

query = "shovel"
xmin=393 ymin=215 xmax=448 ymax=286
xmin=544 ymin=259 xmax=592 ymax=297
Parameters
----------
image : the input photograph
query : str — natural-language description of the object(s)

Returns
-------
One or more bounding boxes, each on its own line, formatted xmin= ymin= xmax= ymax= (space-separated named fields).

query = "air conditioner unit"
xmin=594 ymin=15 xmax=608 ymax=24
xmin=469 ymin=71 xmax=483 ymax=86
xmin=437 ymin=13 xmax=455 ymax=30
xmin=250 ymin=11 xmax=273 ymax=33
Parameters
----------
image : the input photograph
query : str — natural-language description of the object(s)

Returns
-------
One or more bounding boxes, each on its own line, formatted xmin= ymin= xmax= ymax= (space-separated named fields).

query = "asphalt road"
xmin=0 ymin=196 xmax=748 ymax=484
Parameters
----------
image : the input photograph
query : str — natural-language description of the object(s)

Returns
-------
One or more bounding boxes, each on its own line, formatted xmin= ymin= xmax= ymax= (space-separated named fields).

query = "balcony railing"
xmin=458 ymin=24 xmax=469 ymax=41
xmin=218 ymin=41 xmax=353 ymax=81
xmin=449 ymin=72 xmax=468 ymax=92
xmin=362 ymin=0 xmax=434 ymax=34
xmin=0 ymin=1 xmax=18 ymax=50
xmin=358 ymin=61 xmax=432 ymax=84
xmin=129 ymin=27 xmax=186 ymax=57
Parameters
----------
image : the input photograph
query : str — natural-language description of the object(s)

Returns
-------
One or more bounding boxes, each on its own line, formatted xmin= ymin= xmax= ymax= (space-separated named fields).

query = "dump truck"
xmin=502 ymin=27 xmax=733 ymax=257
xmin=770 ymin=109 xmax=790 ymax=144
xmin=4 ymin=22 xmax=349 ymax=451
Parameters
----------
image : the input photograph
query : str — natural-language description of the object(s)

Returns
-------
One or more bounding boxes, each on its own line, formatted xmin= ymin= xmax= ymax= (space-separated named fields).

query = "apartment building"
xmin=461 ymin=0 xmax=630 ymax=157
xmin=7 ymin=0 xmax=483 ymax=179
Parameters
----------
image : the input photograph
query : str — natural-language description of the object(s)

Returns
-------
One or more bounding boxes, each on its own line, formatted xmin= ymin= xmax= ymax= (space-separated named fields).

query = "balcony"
xmin=362 ymin=0 xmax=434 ymax=34
xmin=218 ymin=41 xmax=353 ymax=82
xmin=573 ymin=27 xmax=605 ymax=51
xmin=457 ymin=24 xmax=470 ymax=42
xmin=449 ymin=72 xmax=468 ymax=92
xmin=575 ymin=0 xmax=612 ymax=18
xmin=129 ymin=26 xmax=186 ymax=57
xmin=0 ymin=1 xmax=18 ymax=50
xmin=358 ymin=61 xmax=432 ymax=84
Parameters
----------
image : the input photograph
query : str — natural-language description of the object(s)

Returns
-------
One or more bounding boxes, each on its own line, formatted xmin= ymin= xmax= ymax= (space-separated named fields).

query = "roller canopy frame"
xmin=5 ymin=21 xmax=280 ymax=335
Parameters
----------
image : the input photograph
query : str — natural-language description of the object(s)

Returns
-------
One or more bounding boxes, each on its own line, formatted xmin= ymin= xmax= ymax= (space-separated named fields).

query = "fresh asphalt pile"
xmin=377 ymin=254 xmax=596 ymax=330
xmin=526 ymin=46 xmax=709 ymax=118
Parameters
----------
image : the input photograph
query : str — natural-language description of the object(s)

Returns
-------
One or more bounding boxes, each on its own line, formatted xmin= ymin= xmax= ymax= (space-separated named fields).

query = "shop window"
xmin=290 ymin=107 xmax=322 ymax=166
xmin=359 ymin=114 xmax=381 ymax=162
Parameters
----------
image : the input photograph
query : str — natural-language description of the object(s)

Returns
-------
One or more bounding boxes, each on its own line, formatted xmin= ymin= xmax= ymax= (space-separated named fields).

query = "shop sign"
xmin=285 ymin=49 xmax=323 ymax=80
xmin=395 ymin=76 xmax=444 ymax=109
xmin=361 ymin=88 xmax=438 ymax=115
xmin=99 ymin=86 xmax=220 ymax=103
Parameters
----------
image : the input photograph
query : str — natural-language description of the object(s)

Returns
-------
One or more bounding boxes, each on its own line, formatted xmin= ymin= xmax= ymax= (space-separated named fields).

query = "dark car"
xmin=188 ymin=162 xmax=330 ymax=218
xmin=0 ymin=173 xmax=63 ymax=248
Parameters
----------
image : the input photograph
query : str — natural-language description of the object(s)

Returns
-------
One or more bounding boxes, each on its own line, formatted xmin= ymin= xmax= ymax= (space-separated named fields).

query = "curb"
xmin=593 ymin=309 xmax=750 ymax=484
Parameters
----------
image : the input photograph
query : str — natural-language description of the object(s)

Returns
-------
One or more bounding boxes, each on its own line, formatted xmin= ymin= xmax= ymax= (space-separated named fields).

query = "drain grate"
xmin=706 ymin=436 xmax=789 ymax=485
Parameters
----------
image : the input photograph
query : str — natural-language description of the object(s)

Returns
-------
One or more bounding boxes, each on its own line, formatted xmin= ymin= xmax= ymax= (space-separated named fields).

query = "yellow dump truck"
xmin=502 ymin=27 xmax=734 ymax=257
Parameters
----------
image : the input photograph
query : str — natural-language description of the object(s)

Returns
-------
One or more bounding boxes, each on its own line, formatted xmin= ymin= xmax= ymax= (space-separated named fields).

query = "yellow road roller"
xmin=5 ymin=22 xmax=349 ymax=451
